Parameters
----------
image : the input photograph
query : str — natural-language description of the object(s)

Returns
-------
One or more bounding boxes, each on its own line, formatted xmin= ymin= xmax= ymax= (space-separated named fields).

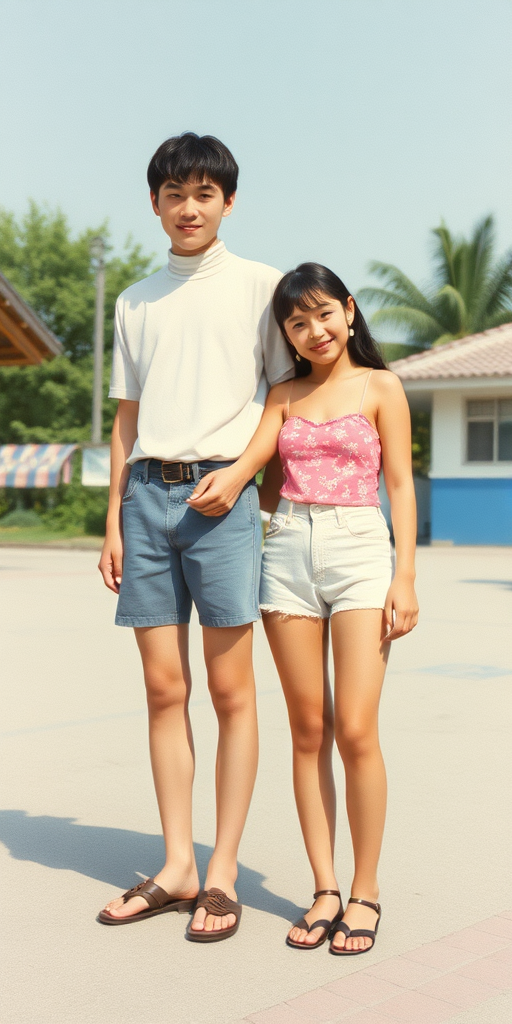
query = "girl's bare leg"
xmin=263 ymin=614 xmax=341 ymax=945
xmin=103 ymin=624 xmax=199 ymax=918
xmin=190 ymin=624 xmax=259 ymax=934
xmin=330 ymin=608 xmax=388 ymax=951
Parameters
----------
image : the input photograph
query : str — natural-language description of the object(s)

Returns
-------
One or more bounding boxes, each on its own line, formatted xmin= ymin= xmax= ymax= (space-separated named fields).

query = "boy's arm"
xmin=98 ymin=400 xmax=139 ymax=592
xmin=188 ymin=385 xmax=287 ymax=516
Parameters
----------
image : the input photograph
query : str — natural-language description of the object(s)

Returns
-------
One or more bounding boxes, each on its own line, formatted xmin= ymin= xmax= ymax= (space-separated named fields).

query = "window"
xmin=467 ymin=399 xmax=512 ymax=462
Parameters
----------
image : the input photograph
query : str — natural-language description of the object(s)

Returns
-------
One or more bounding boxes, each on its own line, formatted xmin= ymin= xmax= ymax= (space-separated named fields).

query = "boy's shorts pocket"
xmin=122 ymin=474 xmax=142 ymax=503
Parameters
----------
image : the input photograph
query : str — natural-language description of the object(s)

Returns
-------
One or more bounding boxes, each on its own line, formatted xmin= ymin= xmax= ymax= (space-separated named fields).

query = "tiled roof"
xmin=389 ymin=323 xmax=512 ymax=380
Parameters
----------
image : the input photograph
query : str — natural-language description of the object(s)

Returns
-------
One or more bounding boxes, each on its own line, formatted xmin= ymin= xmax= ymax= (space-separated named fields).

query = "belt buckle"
xmin=161 ymin=462 xmax=182 ymax=484
xmin=161 ymin=462 xmax=193 ymax=484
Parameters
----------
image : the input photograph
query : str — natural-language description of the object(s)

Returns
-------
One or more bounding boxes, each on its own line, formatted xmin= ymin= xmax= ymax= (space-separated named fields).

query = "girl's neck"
xmin=308 ymin=352 xmax=363 ymax=385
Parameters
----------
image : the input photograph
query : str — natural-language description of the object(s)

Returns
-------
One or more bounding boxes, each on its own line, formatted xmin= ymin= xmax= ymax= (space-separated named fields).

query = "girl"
xmin=188 ymin=263 xmax=419 ymax=955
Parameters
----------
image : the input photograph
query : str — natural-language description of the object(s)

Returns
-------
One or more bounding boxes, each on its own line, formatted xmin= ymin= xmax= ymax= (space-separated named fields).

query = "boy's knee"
xmin=292 ymin=711 xmax=333 ymax=755
xmin=145 ymin=669 xmax=189 ymax=713
xmin=208 ymin=674 xmax=253 ymax=717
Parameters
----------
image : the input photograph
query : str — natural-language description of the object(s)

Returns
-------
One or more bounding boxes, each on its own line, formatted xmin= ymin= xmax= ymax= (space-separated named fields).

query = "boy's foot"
xmin=329 ymin=897 xmax=380 ymax=952
xmin=287 ymin=892 xmax=342 ymax=947
xmin=188 ymin=880 xmax=238 ymax=936
xmin=100 ymin=866 xmax=199 ymax=921
xmin=186 ymin=887 xmax=242 ymax=942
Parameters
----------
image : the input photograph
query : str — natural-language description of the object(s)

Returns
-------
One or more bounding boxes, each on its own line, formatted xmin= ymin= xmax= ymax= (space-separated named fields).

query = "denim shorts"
xmin=260 ymin=499 xmax=393 ymax=619
xmin=116 ymin=460 xmax=261 ymax=628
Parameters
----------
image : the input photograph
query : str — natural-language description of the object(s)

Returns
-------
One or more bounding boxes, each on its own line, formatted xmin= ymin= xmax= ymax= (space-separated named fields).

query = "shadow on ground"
xmin=461 ymin=578 xmax=512 ymax=591
xmin=0 ymin=810 xmax=300 ymax=922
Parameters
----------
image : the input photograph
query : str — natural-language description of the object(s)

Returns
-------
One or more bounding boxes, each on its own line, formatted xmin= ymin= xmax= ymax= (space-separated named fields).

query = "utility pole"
xmin=90 ymin=236 xmax=106 ymax=444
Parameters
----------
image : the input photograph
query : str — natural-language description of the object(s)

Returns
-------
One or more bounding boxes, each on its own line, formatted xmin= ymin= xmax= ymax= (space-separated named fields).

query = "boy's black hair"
xmin=273 ymin=263 xmax=387 ymax=377
xmin=147 ymin=132 xmax=238 ymax=201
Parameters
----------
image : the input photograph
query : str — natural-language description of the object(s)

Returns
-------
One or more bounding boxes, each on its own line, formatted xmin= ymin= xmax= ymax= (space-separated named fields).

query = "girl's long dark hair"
xmin=273 ymin=263 xmax=386 ymax=377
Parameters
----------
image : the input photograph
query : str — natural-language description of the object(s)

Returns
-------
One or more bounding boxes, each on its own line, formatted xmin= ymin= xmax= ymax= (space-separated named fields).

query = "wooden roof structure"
xmin=0 ymin=272 xmax=63 ymax=365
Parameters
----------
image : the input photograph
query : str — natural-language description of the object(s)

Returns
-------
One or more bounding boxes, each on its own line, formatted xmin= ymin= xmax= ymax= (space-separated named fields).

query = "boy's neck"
xmin=170 ymin=235 xmax=221 ymax=258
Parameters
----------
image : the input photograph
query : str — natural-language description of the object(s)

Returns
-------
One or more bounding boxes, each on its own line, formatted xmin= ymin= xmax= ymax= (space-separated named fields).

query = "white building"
xmin=390 ymin=323 xmax=512 ymax=545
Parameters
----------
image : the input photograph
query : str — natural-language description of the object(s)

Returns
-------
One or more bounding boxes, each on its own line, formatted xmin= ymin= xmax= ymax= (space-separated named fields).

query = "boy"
xmin=97 ymin=132 xmax=293 ymax=941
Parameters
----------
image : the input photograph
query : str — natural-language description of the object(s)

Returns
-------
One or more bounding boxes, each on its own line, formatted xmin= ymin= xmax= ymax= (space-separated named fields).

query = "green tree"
xmin=359 ymin=215 xmax=512 ymax=346
xmin=0 ymin=203 xmax=155 ymax=533
xmin=0 ymin=201 xmax=155 ymax=360
xmin=0 ymin=355 xmax=115 ymax=444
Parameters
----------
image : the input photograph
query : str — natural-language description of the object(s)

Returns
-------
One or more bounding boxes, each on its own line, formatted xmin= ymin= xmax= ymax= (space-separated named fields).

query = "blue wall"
xmin=431 ymin=478 xmax=512 ymax=545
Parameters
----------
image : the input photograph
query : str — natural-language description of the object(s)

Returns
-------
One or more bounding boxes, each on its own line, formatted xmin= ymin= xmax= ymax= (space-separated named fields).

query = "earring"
xmin=348 ymin=327 xmax=355 ymax=337
xmin=295 ymin=353 xmax=301 ymax=362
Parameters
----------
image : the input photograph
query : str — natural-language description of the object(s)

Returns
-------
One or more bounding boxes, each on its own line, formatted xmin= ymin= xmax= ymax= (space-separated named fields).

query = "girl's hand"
xmin=383 ymin=576 xmax=419 ymax=641
xmin=187 ymin=466 xmax=247 ymax=516
xmin=98 ymin=527 xmax=124 ymax=593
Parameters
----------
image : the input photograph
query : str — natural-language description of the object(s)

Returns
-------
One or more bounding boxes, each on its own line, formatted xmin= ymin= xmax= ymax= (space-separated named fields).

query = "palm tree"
xmin=359 ymin=215 xmax=512 ymax=346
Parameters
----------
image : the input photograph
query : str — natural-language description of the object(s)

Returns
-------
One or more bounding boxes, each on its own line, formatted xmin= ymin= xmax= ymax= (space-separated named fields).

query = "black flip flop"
xmin=329 ymin=897 xmax=381 ymax=955
xmin=286 ymin=889 xmax=343 ymax=950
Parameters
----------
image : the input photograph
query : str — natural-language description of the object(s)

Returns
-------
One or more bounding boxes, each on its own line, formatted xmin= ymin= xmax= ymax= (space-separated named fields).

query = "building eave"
xmin=0 ymin=272 xmax=63 ymax=365
xmin=402 ymin=376 xmax=512 ymax=393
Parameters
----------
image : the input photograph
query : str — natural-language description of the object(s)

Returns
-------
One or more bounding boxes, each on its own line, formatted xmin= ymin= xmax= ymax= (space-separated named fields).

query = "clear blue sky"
xmin=2 ymin=0 xmax=511 ymax=329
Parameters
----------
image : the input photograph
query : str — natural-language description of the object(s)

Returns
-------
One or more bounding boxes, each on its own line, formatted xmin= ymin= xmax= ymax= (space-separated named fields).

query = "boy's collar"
xmin=167 ymin=239 xmax=229 ymax=279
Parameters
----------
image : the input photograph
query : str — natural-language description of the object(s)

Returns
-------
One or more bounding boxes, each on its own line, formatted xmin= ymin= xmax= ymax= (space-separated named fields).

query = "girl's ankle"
xmin=350 ymin=885 xmax=380 ymax=902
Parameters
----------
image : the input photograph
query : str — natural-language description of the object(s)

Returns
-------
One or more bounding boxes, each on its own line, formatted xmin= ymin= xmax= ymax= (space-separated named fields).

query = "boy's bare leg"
xmin=102 ymin=624 xmax=199 ymax=918
xmin=190 ymin=623 xmax=258 ymax=934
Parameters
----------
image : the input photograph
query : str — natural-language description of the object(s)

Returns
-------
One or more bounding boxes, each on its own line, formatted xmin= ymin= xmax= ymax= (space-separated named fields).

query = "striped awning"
xmin=0 ymin=444 xmax=78 ymax=487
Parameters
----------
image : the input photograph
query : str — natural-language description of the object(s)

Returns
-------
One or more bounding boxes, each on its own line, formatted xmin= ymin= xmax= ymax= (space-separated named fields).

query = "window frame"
xmin=465 ymin=397 xmax=512 ymax=464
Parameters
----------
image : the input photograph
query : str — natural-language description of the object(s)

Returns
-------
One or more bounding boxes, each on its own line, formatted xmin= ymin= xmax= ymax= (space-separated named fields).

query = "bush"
xmin=84 ymin=495 xmax=108 ymax=536
xmin=0 ymin=456 xmax=109 ymax=536
xmin=41 ymin=476 xmax=109 ymax=535
xmin=0 ymin=508 xmax=43 ymax=527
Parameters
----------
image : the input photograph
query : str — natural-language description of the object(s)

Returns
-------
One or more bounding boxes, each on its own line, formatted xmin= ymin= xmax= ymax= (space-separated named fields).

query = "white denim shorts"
xmin=260 ymin=499 xmax=394 ymax=619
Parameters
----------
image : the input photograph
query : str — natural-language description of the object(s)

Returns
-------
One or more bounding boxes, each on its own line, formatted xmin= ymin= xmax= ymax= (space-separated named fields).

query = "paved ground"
xmin=1 ymin=544 xmax=511 ymax=1024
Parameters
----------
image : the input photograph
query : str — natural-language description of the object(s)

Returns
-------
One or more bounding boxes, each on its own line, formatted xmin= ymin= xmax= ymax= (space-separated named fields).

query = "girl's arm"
xmin=188 ymin=383 xmax=287 ymax=516
xmin=98 ymin=399 xmax=139 ymax=592
xmin=376 ymin=373 xmax=419 ymax=640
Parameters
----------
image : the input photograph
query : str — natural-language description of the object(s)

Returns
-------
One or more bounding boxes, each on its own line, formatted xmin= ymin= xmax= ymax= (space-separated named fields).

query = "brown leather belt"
xmin=160 ymin=461 xmax=195 ymax=484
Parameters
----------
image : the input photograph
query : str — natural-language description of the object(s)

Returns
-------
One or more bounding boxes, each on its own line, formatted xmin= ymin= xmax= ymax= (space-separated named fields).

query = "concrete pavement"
xmin=1 ymin=544 xmax=511 ymax=1024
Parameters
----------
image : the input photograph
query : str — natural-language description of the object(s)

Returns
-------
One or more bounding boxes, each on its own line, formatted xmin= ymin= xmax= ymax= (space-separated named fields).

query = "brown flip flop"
xmin=186 ymin=887 xmax=242 ymax=942
xmin=98 ymin=878 xmax=197 ymax=925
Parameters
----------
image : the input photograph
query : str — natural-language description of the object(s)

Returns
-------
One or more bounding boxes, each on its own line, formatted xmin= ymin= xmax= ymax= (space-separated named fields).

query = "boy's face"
xmin=151 ymin=179 xmax=235 ymax=255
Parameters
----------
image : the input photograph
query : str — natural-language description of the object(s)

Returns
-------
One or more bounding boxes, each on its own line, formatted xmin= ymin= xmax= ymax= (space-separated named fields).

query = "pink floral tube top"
xmin=278 ymin=414 xmax=381 ymax=506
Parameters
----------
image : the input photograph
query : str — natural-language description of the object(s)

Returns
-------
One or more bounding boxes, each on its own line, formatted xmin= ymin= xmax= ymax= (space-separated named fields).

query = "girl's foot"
xmin=330 ymin=895 xmax=380 ymax=952
xmin=101 ymin=863 xmax=199 ymax=920
xmin=288 ymin=892 xmax=342 ymax=947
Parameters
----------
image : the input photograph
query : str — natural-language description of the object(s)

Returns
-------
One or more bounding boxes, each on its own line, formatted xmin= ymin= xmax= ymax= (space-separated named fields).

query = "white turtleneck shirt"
xmin=109 ymin=241 xmax=294 ymax=464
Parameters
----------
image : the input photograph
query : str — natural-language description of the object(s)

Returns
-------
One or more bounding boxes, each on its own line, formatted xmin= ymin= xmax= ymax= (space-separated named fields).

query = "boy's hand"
xmin=98 ymin=528 xmax=124 ymax=593
xmin=382 ymin=576 xmax=419 ymax=641
xmin=187 ymin=466 xmax=246 ymax=516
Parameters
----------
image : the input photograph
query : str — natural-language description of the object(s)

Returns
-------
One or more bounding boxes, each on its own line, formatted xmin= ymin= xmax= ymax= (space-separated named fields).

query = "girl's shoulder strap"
xmin=284 ymin=378 xmax=295 ymax=421
xmin=358 ymin=370 xmax=373 ymax=414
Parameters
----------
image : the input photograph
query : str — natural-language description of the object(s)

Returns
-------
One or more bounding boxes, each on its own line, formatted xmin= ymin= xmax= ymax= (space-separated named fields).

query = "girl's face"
xmin=283 ymin=292 xmax=355 ymax=365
